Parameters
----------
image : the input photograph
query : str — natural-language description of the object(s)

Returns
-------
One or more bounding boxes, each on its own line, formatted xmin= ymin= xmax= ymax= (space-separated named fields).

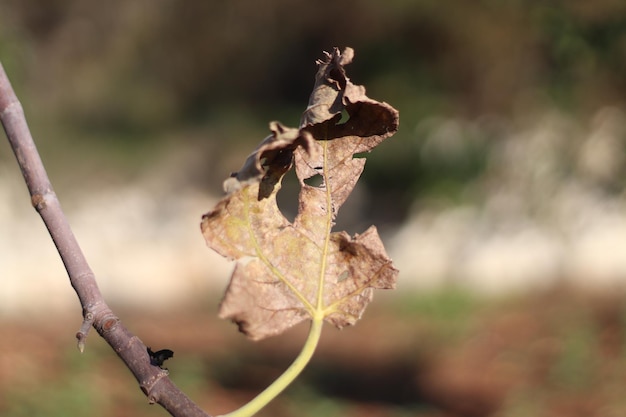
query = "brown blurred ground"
xmin=2 ymin=287 xmax=626 ymax=417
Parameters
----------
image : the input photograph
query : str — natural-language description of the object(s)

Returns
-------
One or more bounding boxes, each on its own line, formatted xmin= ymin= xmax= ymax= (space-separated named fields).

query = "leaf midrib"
xmin=316 ymin=139 xmax=333 ymax=316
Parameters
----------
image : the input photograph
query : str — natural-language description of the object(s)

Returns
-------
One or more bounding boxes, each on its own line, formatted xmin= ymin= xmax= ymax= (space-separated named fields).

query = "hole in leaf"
xmin=303 ymin=173 xmax=324 ymax=188
xmin=333 ymin=181 xmax=368 ymax=235
xmin=337 ymin=109 xmax=350 ymax=125
xmin=276 ymin=168 xmax=298 ymax=223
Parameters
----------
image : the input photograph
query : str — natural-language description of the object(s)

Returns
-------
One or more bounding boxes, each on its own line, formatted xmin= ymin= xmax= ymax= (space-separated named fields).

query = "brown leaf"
xmin=201 ymin=47 xmax=399 ymax=340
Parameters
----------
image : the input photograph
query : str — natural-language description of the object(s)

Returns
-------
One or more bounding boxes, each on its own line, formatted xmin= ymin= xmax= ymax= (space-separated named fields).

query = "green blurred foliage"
xmin=1 ymin=0 xmax=625 ymax=221
xmin=3 ymin=0 xmax=624 ymax=118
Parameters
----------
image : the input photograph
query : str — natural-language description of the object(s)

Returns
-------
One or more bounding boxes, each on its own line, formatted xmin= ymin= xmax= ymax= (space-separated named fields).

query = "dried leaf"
xmin=201 ymin=47 xmax=399 ymax=340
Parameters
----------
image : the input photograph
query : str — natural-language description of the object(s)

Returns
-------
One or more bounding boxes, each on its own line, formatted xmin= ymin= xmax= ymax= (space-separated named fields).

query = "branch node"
xmin=31 ymin=193 xmax=46 ymax=211
xmin=95 ymin=311 xmax=120 ymax=335
xmin=141 ymin=369 xmax=170 ymax=404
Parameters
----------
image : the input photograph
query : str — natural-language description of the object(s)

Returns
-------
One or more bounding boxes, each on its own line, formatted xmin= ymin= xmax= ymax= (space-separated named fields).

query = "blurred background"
xmin=1 ymin=1 xmax=626 ymax=416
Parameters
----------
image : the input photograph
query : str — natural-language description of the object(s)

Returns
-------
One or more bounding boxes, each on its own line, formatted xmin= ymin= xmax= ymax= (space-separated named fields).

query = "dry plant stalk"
xmin=0 ymin=63 xmax=210 ymax=417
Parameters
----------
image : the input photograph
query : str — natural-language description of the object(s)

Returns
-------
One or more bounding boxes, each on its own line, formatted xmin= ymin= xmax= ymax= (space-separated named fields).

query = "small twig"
xmin=0 ymin=63 xmax=211 ymax=417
